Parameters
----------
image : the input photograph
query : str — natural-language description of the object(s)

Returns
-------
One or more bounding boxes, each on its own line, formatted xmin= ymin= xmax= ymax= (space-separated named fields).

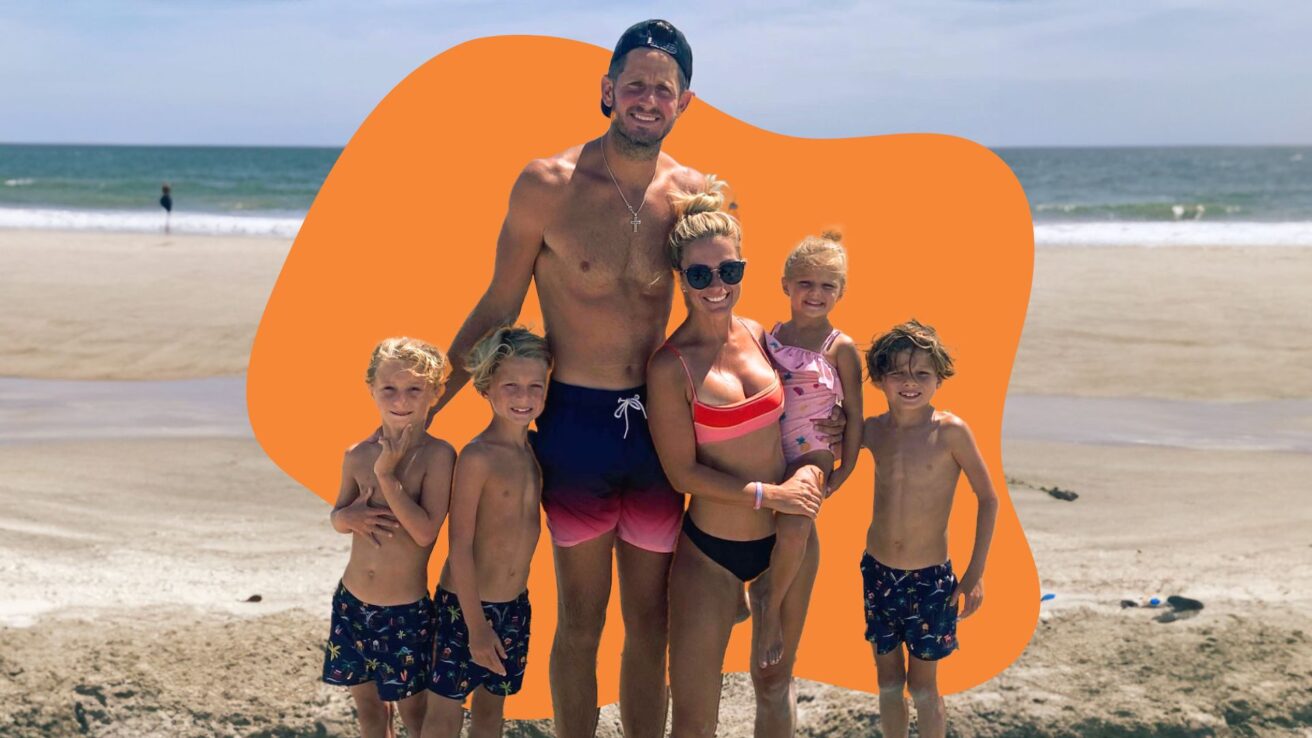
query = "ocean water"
xmin=0 ymin=144 xmax=332 ymax=238
xmin=996 ymin=146 xmax=1312 ymax=246
xmin=2 ymin=143 xmax=1309 ymax=245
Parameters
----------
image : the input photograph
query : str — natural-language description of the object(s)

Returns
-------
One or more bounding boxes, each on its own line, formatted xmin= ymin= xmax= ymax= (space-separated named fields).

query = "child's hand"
xmin=812 ymin=404 xmax=845 ymax=453
xmin=953 ymin=576 xmax=985 ymax=619
xmin=373 ymin=424 xmax=414 ymax=480
xmin=338 ymin=487 xmax=398 ymax=548
xmin=469 ymin=619 xmax=508 ymax=676
xmin=825 ymin=465 xmax=851 ymax=496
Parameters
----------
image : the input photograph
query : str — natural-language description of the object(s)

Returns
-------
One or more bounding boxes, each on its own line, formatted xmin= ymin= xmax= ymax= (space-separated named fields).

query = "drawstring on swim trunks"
xmin=613 ymin=394 xmax=647 ymax=439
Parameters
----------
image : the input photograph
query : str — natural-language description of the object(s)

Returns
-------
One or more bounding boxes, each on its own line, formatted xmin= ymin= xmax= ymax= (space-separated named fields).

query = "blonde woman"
xmin=646 ymin=178 xmax=828 ymax=737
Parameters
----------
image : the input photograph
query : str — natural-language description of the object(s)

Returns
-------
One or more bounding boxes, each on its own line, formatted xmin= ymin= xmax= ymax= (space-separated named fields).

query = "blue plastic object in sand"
xmin=1040 ymin=593 xmax=1056 ymax=602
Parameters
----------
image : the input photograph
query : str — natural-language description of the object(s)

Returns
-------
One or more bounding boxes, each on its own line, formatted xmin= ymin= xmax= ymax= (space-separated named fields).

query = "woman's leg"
xmin=758 ymin=451 xmax=832 ymax=669
xmin=749 ymin=525 xmax=820 ymax=738
xmin=668 ymin=531 xmax=746 ymax=738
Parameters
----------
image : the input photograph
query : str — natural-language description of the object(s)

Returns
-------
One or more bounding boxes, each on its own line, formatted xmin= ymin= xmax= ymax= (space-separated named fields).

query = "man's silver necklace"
xmin=600 ymin=142 xmax=654 ymax=233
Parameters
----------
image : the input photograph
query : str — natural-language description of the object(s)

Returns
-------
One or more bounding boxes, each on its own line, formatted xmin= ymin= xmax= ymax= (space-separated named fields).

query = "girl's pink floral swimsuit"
xmin=765 ymin=323 xmax=843 ymax=463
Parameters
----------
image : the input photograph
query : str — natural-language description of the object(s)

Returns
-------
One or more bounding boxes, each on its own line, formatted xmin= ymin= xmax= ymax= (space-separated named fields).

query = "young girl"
xmin=759 ymin=231 xmax=864 ymax=668
xmin=422 ymin=325 xmax=552 ymax=738
xmin=324 ymin=337 xmax=457 ymax=738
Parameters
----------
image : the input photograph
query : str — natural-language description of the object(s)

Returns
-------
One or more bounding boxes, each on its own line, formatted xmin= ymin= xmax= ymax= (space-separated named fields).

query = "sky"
xmin=3 ymin=0 xmax=1311 ymax=148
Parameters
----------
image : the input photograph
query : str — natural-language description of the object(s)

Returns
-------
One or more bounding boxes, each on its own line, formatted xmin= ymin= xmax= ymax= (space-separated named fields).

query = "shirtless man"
xmin=434 ymin=20 xmax=702 ymax=738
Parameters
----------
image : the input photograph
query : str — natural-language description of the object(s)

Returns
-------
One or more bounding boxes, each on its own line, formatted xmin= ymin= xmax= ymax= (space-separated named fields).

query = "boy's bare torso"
xmin=342 ymin=436 xmax=444 ymax=604
xmin=863 ymin=410 xmax=964 ymax=569
xmin=529 ymin=144 xmax=700 ymax=388
xmin=449 ymin=435 xmax=542 ymax=602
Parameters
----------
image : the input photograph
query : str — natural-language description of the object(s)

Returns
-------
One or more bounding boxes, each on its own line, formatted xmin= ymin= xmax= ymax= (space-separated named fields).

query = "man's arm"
xmin=944 ymin=416 xmax=999 ymax=619
xmin=432 ymin=161 xmax=557 ymax=416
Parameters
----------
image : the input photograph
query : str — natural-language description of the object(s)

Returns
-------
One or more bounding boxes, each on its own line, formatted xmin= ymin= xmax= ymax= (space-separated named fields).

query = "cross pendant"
xmin=630 ymin=214 xmax=641 ymax=232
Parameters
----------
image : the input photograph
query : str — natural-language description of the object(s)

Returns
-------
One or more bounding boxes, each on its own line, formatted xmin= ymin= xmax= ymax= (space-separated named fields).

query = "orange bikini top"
xmin=662 ymin=321 xmax=785 ymax=444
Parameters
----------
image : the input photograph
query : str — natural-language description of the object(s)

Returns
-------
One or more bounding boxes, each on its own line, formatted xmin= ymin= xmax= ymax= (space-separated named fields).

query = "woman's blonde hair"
xmin=365 ymin=337 xmax=451 ymax=388
xmin=668 ymin=175 xmax=741 ymax=268
xmin=784 ymin=230 xmax=848 ymax=287
xmin=466 ymin=325 xmax=553 ymax=395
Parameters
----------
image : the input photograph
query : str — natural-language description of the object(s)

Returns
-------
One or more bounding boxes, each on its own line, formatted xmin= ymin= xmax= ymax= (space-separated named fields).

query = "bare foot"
xmin=758 ymin=605 xmax=785 ymax=669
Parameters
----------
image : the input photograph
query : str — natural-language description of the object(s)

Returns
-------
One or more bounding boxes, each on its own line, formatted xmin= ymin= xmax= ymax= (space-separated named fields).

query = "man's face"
xmin=601 ymin=48 xmax=693 ymax=151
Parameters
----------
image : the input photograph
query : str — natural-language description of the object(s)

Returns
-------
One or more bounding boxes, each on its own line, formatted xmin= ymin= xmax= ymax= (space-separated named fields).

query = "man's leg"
xmin=615 ymin=539 xmax=674 ymax=738
xmin=550 ymin=531 xmax=616 ymax=738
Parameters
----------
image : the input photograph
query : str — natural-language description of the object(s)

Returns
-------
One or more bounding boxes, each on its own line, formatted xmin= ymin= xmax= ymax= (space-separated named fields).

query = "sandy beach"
xmin=0 ymin=230 xmax=289 ymax=380
xmin=2 ymin=231 xmax=1310 ymax=736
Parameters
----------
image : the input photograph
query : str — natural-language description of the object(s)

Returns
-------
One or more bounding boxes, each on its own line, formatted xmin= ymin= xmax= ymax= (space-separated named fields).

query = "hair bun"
xmin=673 ymin=175 xmax=727 ymax=218
xmin=820 ymin=229 xmax=843 ymax=243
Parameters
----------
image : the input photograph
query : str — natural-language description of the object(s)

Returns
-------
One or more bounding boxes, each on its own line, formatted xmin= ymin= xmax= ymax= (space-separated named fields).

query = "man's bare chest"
xmin=539 ymin=191 xmax=677 ymax=297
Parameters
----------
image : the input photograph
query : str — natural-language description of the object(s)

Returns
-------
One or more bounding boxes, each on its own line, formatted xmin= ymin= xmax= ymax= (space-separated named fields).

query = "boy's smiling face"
xmin=484 ymin=356 xmax=549 ymax=427
xmin=878 ymin=349 xmax=942 ymax=411
xmin=370 ymin=359 xmax=440 ymax=429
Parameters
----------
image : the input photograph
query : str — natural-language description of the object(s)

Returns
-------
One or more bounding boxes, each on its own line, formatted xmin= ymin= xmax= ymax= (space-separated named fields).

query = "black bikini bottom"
xmin=682 ymin=514 xmax=776 ymax=582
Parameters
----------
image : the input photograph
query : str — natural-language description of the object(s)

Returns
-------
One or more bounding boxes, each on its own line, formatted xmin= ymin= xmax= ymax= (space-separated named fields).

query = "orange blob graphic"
xmin=248 ymin=35 xmax=1038 ymax=719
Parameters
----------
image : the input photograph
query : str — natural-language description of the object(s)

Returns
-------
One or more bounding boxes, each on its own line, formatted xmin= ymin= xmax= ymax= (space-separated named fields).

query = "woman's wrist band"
xmin=753 ymin=481 xmax=764 ymax=510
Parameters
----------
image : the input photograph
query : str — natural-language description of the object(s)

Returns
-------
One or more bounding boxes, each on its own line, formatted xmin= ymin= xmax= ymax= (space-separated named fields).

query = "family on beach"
xmin=320 ymin=20 xmax=998 ymax=738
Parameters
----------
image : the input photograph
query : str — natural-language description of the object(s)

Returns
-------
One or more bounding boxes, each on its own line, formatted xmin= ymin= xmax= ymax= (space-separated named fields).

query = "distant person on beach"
xmin=859 ymin=321 xmax=998 ymax=738
xmin=423 ymin=326 xmax=551 ymax=738
xmin=323 ymin=337 xmax=456 ymax=738
xmin=159 ymin=183 xmax=172 ymax=233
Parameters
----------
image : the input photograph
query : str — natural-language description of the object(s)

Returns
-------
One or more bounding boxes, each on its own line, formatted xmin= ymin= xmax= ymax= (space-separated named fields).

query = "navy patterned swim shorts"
xmin=322 ymin=581 xmax=435 ymax=701
xmin=861 ymin=553 xmax=959 ymax=661
xmin=429 ymin=587 xmax=531 ymax=699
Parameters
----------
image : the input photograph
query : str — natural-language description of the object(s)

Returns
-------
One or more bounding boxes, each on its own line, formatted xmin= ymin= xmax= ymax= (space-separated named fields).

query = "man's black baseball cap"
xmin=601 ymin=19 xmax=693 ymax=118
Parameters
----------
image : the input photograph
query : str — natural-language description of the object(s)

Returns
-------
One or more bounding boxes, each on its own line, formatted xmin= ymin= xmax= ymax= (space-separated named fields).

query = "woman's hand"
xmin=763 ymin=465 xmax=825 ymax=518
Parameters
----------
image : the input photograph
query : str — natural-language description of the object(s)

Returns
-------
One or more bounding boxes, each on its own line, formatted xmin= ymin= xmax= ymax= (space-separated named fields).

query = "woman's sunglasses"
xmin=681 ymin=260 xmax=747 ymax=290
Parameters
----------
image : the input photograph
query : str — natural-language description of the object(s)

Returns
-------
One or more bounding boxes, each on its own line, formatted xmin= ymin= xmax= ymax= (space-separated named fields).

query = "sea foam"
xmin=1033 ymin=221 xmax=1312 ymax=247
xmin=0 ymin=206 xmax=301 ymax=238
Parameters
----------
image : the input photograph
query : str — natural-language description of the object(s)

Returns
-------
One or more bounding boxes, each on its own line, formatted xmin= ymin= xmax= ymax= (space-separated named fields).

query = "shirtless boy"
xmin=324 ymin=337 xmax=457 ymax=737
xmin=860 ymin=320 xmax=999 ymax=738
xmin=423 ymin=326 xmax=552 ymax=738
